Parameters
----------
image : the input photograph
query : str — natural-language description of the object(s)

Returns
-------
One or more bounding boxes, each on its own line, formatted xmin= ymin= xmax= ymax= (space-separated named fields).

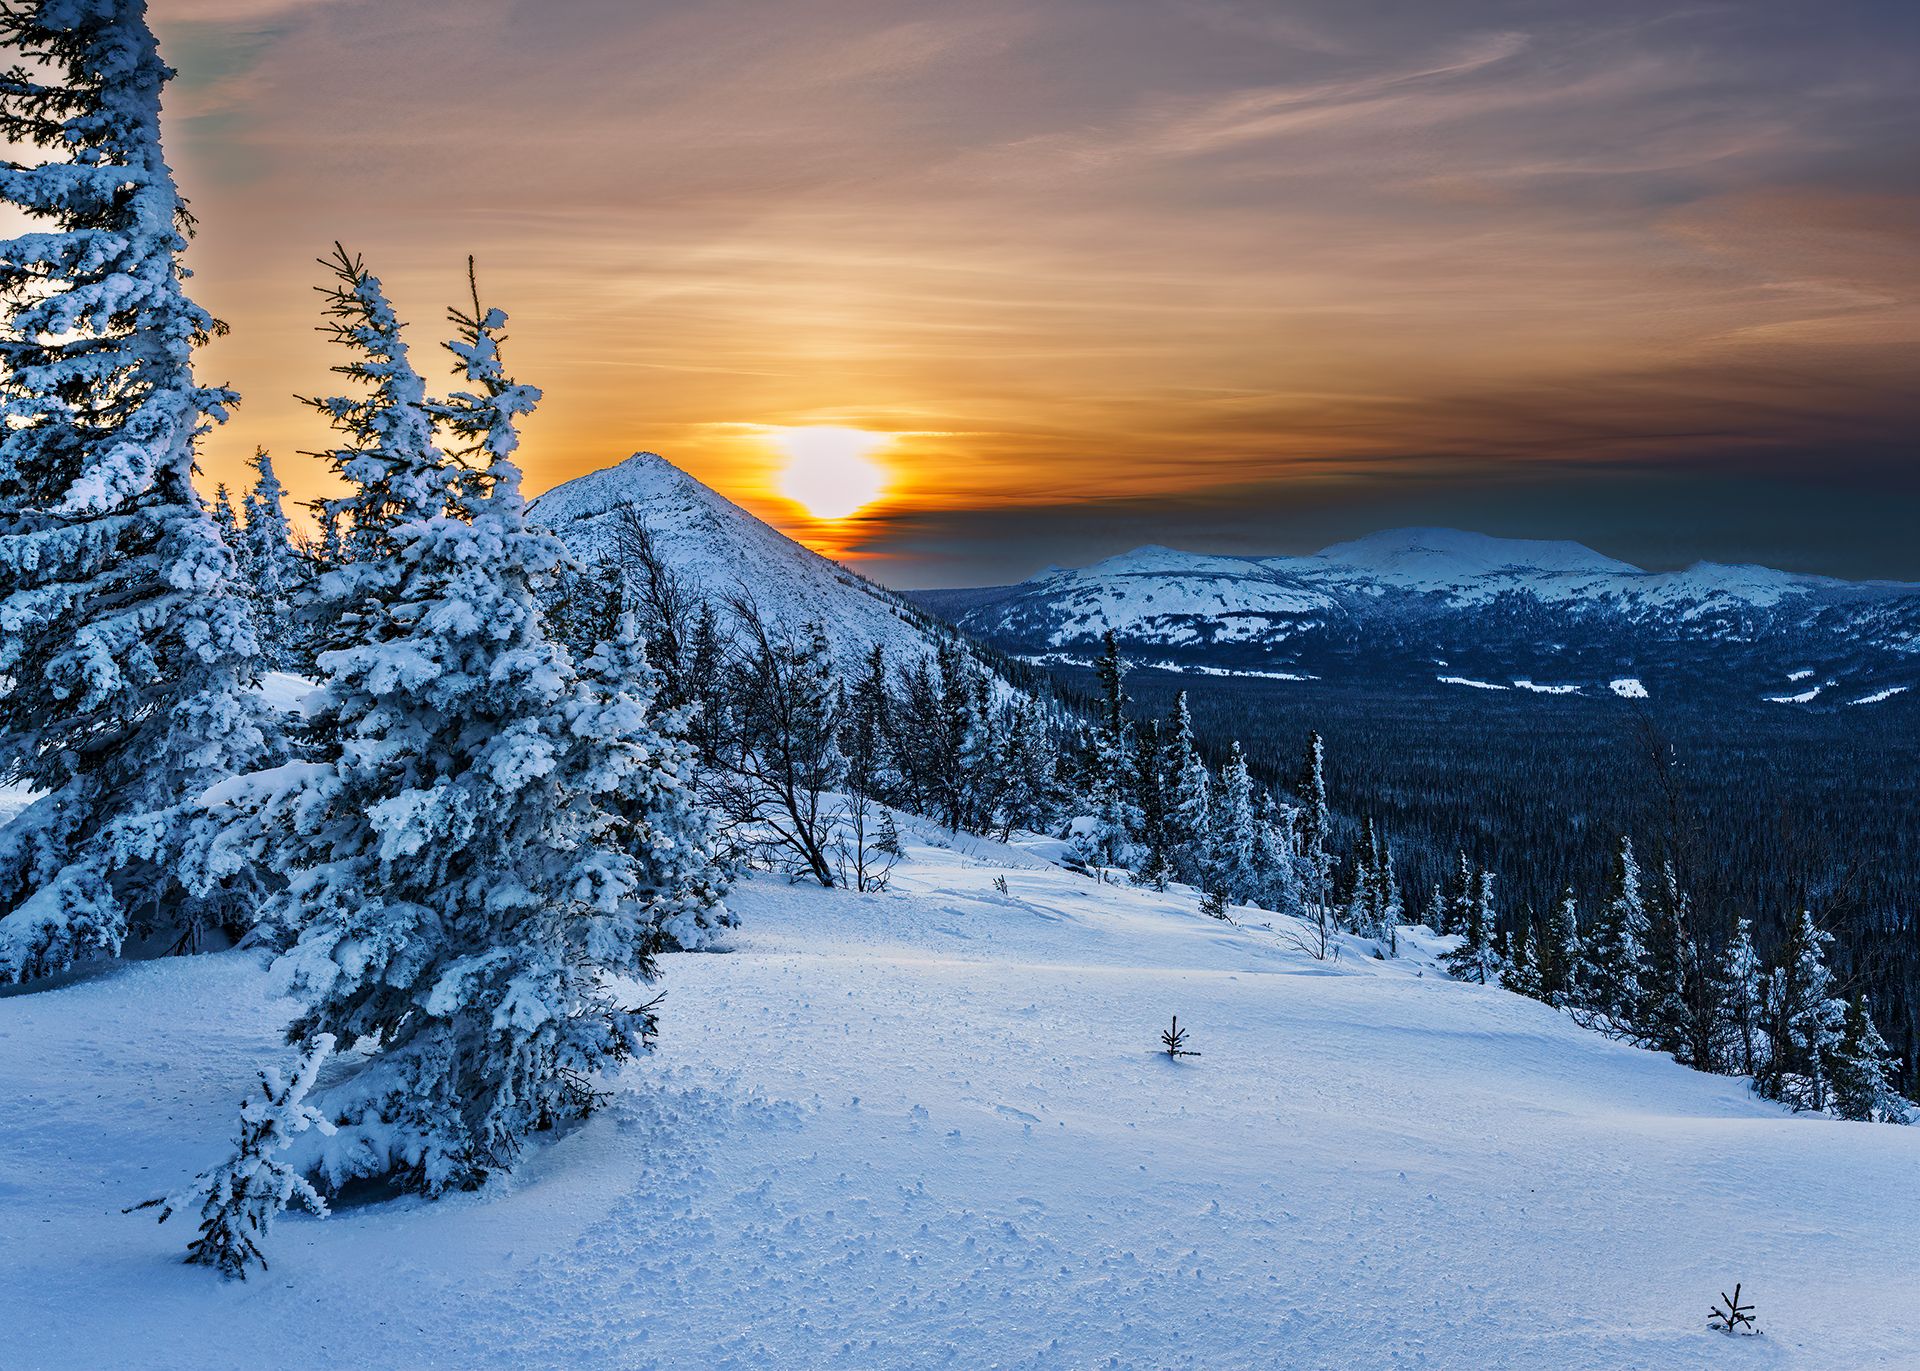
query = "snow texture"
xmin=4 ymin=824 xmax=1915 ymax=1370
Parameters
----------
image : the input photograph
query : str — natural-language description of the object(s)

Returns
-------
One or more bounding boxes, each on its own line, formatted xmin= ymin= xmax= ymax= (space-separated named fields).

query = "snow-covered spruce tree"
xmin=577 ymin=614 xmax=733 ymax=947
xmin=183 ymin=275 xmax=716 ymax=1246
xmin=990 ymin=697 xmax=1056 ymax=842
xmin=1378 ymin=838 xmax=1402 ymax=953
xmin=1293 ymin=730 xmax=1333 ymax=920
xmin=444 ymin=280 xmax=727 ymax=951
xmin=0 ymin=0 xmax=273 ymax=982
xmin=139 ymin=1034 xmax=337 ymax=1278
xmin=832 ymin=646 xmax=897 ymax=891
xmin=1575 ymin=835 xmax=1648 ymax=1032
xmin=311 ymin=497 xmax=344 ymax=571
xmin=1438 ymin=851 xmax=1474 ymax=937
xmin=1130 ymin=719 xmax=1175 ymax=891
xmin=1443 ymin=865 xmax=1502 ymax=985
xmin=1343 ymin=817 xmax=1394 ymax=942
xmin=302 ymin=243 xmax=445 ymax=574
xmin=431 ymin=257 xmax=537 ymax=510
xmin=1500 ymin=921 xmax=1545 ymax=999
xmin=237 ymin=448 xmax=308 ymax=670
xmin=890 ymin=639 xmax=986 ymax=833
xmin=1708 ymin=915 xmax=1766 ymax=1078
xmin=1077 ymin=629 xmax=1137 ymax=869
xmin=1539 ymin=886 xmax=1580 ymax=1007
xmin=1162 ymin=692 xmax=1211 ymax=884
xmin=1207 ymin=742 xmax=1261 ymax=905
xmin=1759 ymin=908 xmax=1845 ymax=1113
xmin=1831 ymin=995 xmax=1908 ymax=1124
xmin=963 ymin=662 xmax=1008 ymax=836
xmin=1254 ymin=791 xmax=1304 ymax=916
xmin=1638 ymin=859 xmax=1706 ymax=1064
xmin=210 ymin=482 xmax=239 ymax=546
xmin=841 ymin=644 xmax=895 ymax=802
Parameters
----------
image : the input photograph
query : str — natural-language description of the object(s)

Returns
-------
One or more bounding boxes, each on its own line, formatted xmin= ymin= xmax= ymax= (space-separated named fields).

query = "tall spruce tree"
xmin=1444 ymin=864 xmax=1502 ymax=984
xmin=1541 ymin=886 xmax=1581 ymax=1007
xmin=1501 ymin=921 xmax=1545 ymax=999
xmin=1294 ymin=730 xmax=1333 ymax=919
xmin=210 ymin=483 xmax=239 ymax=546
xmin=1831 ymin=996 xmax=1907 ymax=1124
xmin=577 ymin=614 xmax=732 ymax=950
xmin=1208 ymin=742 xmax=1261 ymax=905
xmin=986 ymin=697 xmax=1053 ymax=841
xmin=1079 ymin=630 xmax=1137 ymax=868
xmin=303 ymin=244 xmax=445 ymax=570
xmin=181 ymin=271 xmax=719 ymax=1267
xmin=1377 ymin=835 xmax=1402 ymax=954
xmin=1577 ymin=835 xmax=1648 ymax=1030
xmin=1162 ymin=692 xmax=1210 ymax=883
xmin=1639 ymin=859 xmax=1705 ymax=1062
xmin=1760 ymin=908 xmax=1846 ymax=1114
xmin=0 ymin=0 xmax=272 ymax=982
xmin=1131 ymin=719 xmax=1175 ymax=891
xmin=1342 ymin=818 xmax=1398 ymax=942
xmin=841 ymin=645 xmax=893 ymax=802
xmin=1440 ymin=851 xmax=1474 ymax=937
xmin=237 ymin=449 xmax=306 ymax=670
xmin=1708 ymin=915 xmax=1766 ymax=1078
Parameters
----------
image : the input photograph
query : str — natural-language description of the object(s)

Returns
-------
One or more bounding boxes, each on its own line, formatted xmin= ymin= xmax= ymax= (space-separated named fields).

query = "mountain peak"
xmin=529 ymin=451 xmax=970 ymax=678
xmin=528 ymin=451 xmax=715 ymax=526
xmin=1032 ymin=545 xmax=1257 ymax=584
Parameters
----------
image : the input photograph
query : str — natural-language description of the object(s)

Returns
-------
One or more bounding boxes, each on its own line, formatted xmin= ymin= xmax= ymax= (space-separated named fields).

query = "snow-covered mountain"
xmin=530 ymin=452 xmax=959 ymax=674
xmin=909 ymin=529 xmax=1920 ymax=707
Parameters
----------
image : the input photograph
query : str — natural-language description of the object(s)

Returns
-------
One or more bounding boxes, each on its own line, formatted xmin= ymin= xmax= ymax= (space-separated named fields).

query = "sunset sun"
xmin=770 ymin=426 xmax=891 ymax=521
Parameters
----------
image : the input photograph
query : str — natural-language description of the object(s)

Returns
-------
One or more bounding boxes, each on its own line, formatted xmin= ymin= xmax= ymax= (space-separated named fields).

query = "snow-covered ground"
xmin=3 ymin=826 xmax=1915 ymax=1371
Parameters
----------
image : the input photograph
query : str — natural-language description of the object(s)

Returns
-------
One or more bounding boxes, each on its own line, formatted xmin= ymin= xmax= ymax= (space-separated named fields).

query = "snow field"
xmin=3 ymin=826 xmax=1916 ymax=1370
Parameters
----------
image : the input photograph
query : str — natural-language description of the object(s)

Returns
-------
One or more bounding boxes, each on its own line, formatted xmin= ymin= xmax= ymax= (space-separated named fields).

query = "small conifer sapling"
xmin=1161 ymin=1016 xmax=1200 ymax=1059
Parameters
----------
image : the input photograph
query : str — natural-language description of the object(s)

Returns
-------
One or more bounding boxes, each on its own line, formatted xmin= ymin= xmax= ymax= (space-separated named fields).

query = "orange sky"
xmin=127 ymin=0 xmax=1920 ymax=582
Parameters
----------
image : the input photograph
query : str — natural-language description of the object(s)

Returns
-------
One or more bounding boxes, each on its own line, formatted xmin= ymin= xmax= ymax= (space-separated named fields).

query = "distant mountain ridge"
xmin=906 ymin=529 xmax=1920 ymax=708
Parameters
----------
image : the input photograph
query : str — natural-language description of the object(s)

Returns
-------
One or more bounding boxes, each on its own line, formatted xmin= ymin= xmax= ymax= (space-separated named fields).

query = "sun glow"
xmin=770 ymin=426 xmax=892 ymax=521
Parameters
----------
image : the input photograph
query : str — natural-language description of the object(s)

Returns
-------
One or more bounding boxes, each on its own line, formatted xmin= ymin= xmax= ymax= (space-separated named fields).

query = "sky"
xmin=135 ymin=0 xmax=1920 ymax=586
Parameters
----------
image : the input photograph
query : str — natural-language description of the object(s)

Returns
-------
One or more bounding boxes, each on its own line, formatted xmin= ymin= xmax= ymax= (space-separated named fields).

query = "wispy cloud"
xmin=139 ymin=0 xmax=1920 ymax=580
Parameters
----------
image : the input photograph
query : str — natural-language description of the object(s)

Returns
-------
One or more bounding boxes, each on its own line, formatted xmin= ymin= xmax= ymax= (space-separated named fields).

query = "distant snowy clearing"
xmin=3 ymin=826 xmax=1915 ymax=1371
xmin=1766 ymin=686 xmax=1824 ymax=705
xmin=1849 ymin=685 xmax=1908 ymax=706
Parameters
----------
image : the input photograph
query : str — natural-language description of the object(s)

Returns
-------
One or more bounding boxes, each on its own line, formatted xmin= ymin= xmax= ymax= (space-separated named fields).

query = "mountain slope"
xmin=530 ymin=452 xmax=955 ymax=673
xmin=909 ymin=529 xmax=1920 ymax=707
xmin=5 ymin=824 xmax=1916 ymax=1370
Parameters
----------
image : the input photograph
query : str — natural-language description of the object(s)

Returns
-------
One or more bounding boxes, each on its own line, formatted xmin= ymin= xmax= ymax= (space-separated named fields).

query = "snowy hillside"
xmin=530 ymin=452 xmax=954 ymax=673
xmin=909 ymin=529 xmax=1920 ymax=706
xmin=4 ymin=826 xmax=1915 ymax=1371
